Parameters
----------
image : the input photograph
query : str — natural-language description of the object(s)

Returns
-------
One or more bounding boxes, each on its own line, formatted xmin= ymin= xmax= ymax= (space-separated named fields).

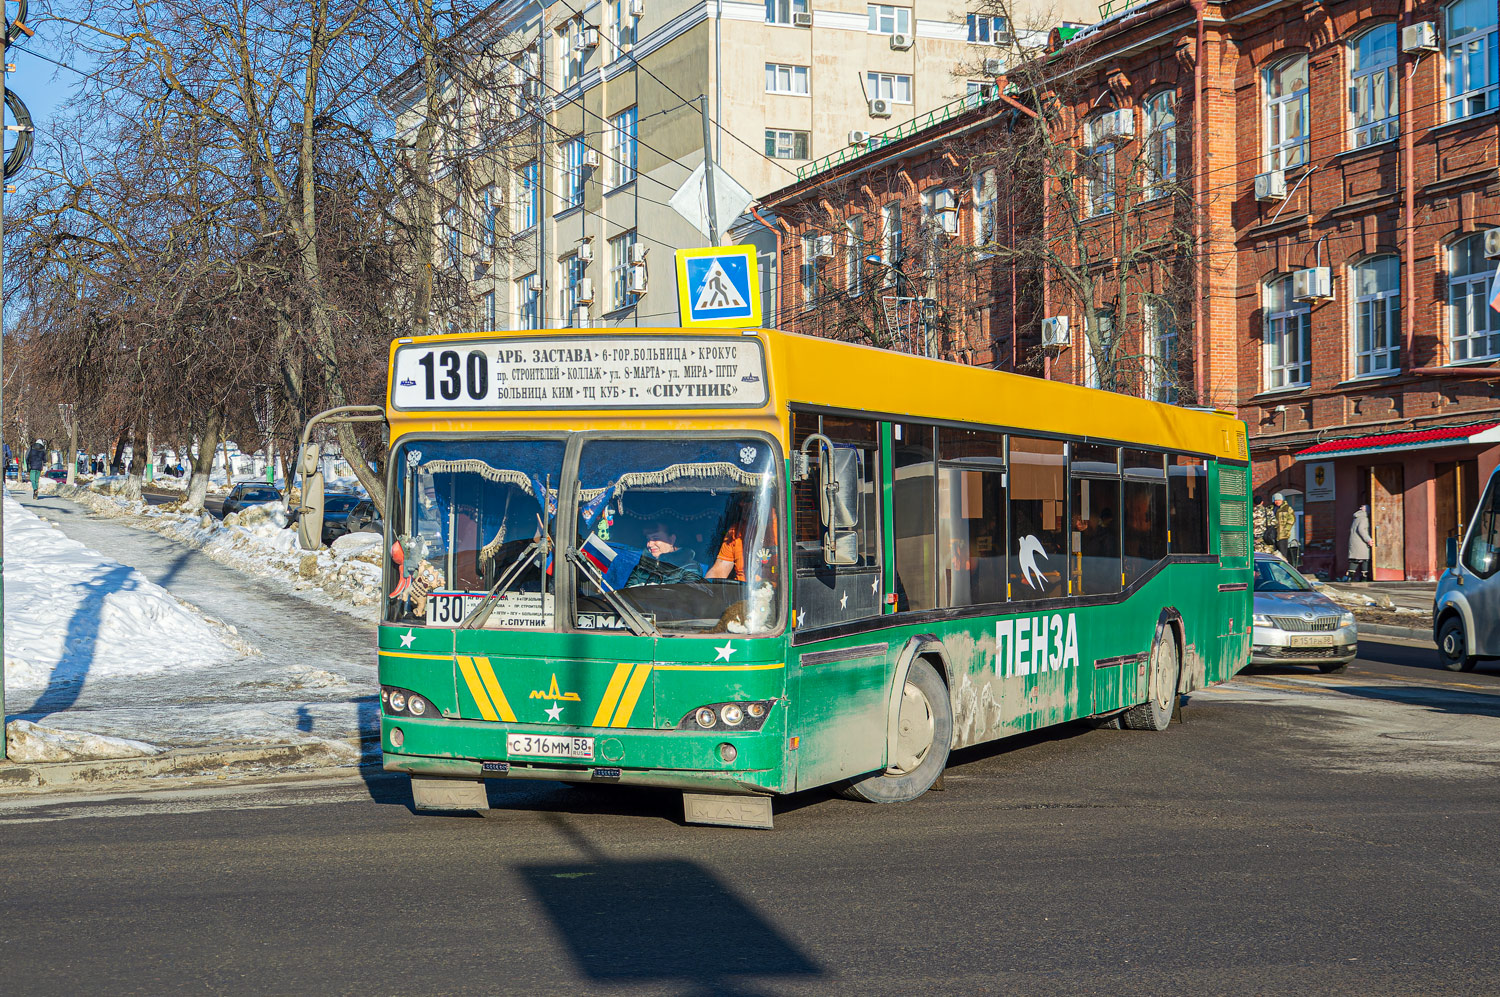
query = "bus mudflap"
xmin=411 ymin=776 xmax=489 ymax=812
xmin=683 ymin=792 xmax=773 ymax=830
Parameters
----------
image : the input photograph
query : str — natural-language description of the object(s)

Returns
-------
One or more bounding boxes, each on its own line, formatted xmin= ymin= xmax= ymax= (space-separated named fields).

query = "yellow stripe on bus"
xmin=611 ymin=664 xmax=654 ymax=728
xmin=377 ymin=651 xmax=455 ymax=661
xmin=593 ymin=663 xmax=634 ymax=727
xmin=456 ymin=655 xmax=499 ymax=722
xmin=474 ymin=657 xmax=518 ymax=723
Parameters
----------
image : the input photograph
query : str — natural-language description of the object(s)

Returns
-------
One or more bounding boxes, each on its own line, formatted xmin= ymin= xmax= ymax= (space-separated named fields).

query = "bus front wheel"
xmin=1122 ymin=627 xmax=1180 ymax=732
xmin=840 ymin=659 xmax=953 ymax=804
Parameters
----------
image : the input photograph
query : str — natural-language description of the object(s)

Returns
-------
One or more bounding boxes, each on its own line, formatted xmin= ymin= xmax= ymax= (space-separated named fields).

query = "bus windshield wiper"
xmin=461 ymin=532 xmax=550 ymax=629
xmin=564 ymin=546 xmax=661 ymax=639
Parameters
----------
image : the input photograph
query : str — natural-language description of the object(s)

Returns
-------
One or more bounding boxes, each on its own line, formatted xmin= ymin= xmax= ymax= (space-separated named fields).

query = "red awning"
xmin=1295 ymin=421 xmax=1500 ymax=460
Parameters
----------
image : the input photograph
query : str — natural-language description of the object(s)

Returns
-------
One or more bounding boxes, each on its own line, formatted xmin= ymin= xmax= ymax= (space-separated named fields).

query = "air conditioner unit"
xmin=1254 ymin=169 xmax=1286 ymax=202
xmin=627 ymin=263 xmax=648 ymax=293
xmin=628 ymin=243 xmax=649 ymax=264
xmin=577 ymin=277 xmax=595 ymax=304
xmin=1484 ymin=227 xmax=1500 ymax=259
xmin=479 ymin=242 xmax=494 ymax=264
xmin=813 ymin=234 xmax=835 ymax=257
xmin=1100 ymin=108 xmax=1134 ymax=138
xmin=869 ymin=98 xmax=893 ymax=118
xmin=982 ymin=57 xmax=1005 ymax=75
xmin=578 ymin=238 xmax=594 ymax=263
xmin=629 ymin=0 xmax=645 ymax=14
xmin=583 ymin=148 xmax=601 ymax=168
xmin=1402 ymin=21 xmax=1438 ymax=53
xmin=994 ymin=30 xmax=1012 ymax=44
xmin=1041 ymin=315 xmax=1070 ymax=347
xmin=849 ymin=130 xmax=873 ymax=144
xmin=1292 ymin=266 xmax=1332 ymax=301
xmin=575 ymin=26 xmax=599 ymax=50
xmin=526 ymin=274 xmax=542 ymax=293
xmin=890 ymin=31 xmax=914 ymax=50
xmin=792 ymin=11 xmax=813 ymax=26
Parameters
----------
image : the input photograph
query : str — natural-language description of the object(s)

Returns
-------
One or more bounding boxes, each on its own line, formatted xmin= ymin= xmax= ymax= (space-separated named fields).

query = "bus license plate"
xmin=507 ymin=734 xmax=594 ymax=760
xmin=1288 ymin=634 xmax=1334 ymax=647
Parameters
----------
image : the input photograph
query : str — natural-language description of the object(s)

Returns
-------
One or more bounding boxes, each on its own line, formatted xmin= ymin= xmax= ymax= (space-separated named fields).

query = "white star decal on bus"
xmin=545 ymin=703 xmax=564 ymax=722
xmin=871 ymin=576 xmax=880 ymax=594
xmin=839 ymin=591 xmax=848 ymax=611
xmin=715 ymin=641 xmax=737 ymax=661
xmin=1019 ymin=535 xmax=1051 ymax=591
xmin=399 ymin=629 xmax=415 ymax=648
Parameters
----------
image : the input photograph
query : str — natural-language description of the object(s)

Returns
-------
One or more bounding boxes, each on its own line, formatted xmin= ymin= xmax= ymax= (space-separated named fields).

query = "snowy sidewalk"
xmin=2 ymin=488 xmax=380 ymax=792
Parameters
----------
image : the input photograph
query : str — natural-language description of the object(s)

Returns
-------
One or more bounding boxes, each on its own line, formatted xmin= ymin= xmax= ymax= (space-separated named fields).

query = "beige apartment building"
xmin=425 ymin=0 xmax=1095 ymax=332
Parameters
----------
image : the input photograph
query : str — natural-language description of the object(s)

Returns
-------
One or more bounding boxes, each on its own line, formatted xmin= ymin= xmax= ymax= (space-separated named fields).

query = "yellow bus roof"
xmin=385 ymin=327 xmax=1247 ymax=462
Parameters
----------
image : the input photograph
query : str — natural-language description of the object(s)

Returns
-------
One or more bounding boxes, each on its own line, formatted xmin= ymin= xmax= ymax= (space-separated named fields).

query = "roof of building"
xmin=1294 ymin=422 xmax=1500 ymax=459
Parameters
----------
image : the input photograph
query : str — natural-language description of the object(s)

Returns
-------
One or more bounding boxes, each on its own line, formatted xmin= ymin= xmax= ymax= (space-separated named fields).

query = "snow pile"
xmin=5 ymin=719 xmax=163 ymax=763
xmin=2 ymin=494 xmax=241 ymax=693
xmin=57 ymin=481 xmax=383 ymax=612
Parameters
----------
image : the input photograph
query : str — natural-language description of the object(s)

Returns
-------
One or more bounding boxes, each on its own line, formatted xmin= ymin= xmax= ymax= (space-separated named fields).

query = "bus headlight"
xmin=388 ymin=689 xmax=407 ymax=713
xmin=408 ymin=695 xmax=429 ymax=716
xmin=382 ymin=685 xmax=438 ymax=719
xmin=679 ymin=700 xmax=775 ymax=732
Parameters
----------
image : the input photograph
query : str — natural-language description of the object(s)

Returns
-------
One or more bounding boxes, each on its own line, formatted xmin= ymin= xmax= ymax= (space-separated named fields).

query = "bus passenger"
xmin=625 ymin=522 xmax=703 ymax=587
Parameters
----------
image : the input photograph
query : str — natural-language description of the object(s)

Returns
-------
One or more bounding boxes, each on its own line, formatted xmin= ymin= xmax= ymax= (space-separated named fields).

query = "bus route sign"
xmin=390 ymin=335 xmax=769 ymax=411
xmin=675 ymin=245 xmax=761 ymax=328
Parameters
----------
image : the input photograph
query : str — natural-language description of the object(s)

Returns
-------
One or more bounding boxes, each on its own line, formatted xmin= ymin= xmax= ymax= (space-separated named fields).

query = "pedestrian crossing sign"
xmin=675 ymin=245 xmax=761 ymax=328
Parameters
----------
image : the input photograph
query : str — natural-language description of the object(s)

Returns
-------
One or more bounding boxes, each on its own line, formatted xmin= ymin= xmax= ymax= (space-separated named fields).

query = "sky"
xmin=6 ymin=23 xmax=91 ymax=182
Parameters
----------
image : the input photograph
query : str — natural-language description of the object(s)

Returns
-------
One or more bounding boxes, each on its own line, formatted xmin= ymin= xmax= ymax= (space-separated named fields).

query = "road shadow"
xmin=20 ymin=563 xmax=137 ymax=717
xmin=1353 ymin=638 xmax=1475 ymax=674
xmin=516 ymin=814 xmax=821 ymax=995
xmin=1326 ymin=684 xmax=1500 ymax=720
xmin=296 ymin=695 xmax=383 ymax=797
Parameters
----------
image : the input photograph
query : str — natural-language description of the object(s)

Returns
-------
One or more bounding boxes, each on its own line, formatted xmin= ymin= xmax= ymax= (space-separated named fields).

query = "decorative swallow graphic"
xmin=1019 ymin=535 xmax=1051 ymax=591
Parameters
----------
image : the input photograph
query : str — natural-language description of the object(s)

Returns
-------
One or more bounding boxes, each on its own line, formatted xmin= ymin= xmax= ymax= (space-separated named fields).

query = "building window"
xmin=1350 ymin=25 xmax=1399 ymax=147
xmin=800 ymin=233 xmax=825 ymax=306
xmin=766 ymin=63 xmax=810 ymax=95
xmin=558 ymin=135 xmax=586 ymax=210
xmin=559 ymin=20 xmax=584 ymax=87
xmin=481 ymin=291 xmax=496 ymax=330
xmin=881 ymin=201 xmax=903 ymax=286
xmin=1447 ymin=0 xmax=1499 ymax=119
xmin=967 ymin=79 xmax=999 ymax=102
xmin=1081 ymin=116 xmax=1115 ymax=217
xmin=609 ymin=230 xmax=639 ymax=310
xmin=846 ymin=217 xmax=864 ymax=296
xmin=1448 ymin=233 xmax=1500 ymax=361
xmin=1265 ymin=54 xmax=1309 ymax=170
xmin=1083 ymin=310 xmax=1113 ymax=389
xmin=1352 ymin=255 xmax=1401 ymax=376
xmin=607 ymin=107 xmax=637 ymax=188
xmin=1264 ymin=274 xmax=1312 ymax=389
xmin=866 ymin=72 xmax=913 ymax=104
xmin=1144 ymin=91 xmax=1176 ymax=197
xmin=921 ymin=187 xmax=956 ymax=236
xmin=766 ymin=0 xmax=808 ymax=24
xmin=514 ymin=160 xmax=538 ymax=230
xmin=560 ymin=254 xmax=586 ymax=324
xmin=973 ymin=169 xmax=997 ymax=249
xmin=444 ymin=207 xmax=462 ymax=266
xmin=764 ymin=128 xmax=810 ymax=159
xmin=517 ymin=275 xmax=540 ymax=329
xmin=867 ymin=4 xmax=910 ymax=35
xmin=481 ymin=187 xmax=501 ymax=252
xmin=1146 ymin=298 xmax=1178 ymax=403
xmin=611 ymin=0 xmax=636 ymax=50
xmin=966 ymin=13 xmax=1007 ymax=43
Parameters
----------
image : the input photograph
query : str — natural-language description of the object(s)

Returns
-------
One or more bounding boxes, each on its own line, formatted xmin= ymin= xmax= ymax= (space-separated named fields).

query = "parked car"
xmin=316 ymin=493 xmax=382 ymax=545
xmin=1434 ymin=464 xmax=1500 ymax=672
xmin=1250 ymin=553 xmax=1357 ymax=673
xmin=42 ymin=467 xmax=69 ymax=482
xmin=221 ymin=482 xmax=284 ymax=517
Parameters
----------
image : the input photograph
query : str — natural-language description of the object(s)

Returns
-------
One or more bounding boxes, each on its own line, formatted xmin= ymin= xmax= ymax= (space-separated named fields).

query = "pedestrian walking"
xmin=1253 ymin=495 xmax=1277 ymax=554
xmin=1347 ymin=504 xmax=1374 ymax=582
xmin=1272 ymin=492 xmax=1296 ymax=561
xmin=25 ymin=438 xmax=47 ymax=496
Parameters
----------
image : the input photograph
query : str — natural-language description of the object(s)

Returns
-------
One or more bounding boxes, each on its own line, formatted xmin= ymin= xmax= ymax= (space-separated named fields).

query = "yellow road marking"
xmin=593 ymin=663 xmax=634 ymax=726
xmin=612 ymin=664 xmax=654 ymax=728
xmin=456 ymin=655 xmax=499 ymax=722
xmin=474 ymin=657 xmax=518 ymax=722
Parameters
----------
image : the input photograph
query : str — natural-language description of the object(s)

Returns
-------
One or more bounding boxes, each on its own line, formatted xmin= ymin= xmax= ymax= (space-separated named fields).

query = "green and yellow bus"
xmin=297 ymin=327 xmax=1252 ymax=827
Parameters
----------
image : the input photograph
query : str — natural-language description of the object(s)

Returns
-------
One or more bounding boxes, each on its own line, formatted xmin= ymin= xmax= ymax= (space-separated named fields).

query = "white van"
xmin=1434 ymin=465 xmax=1500 ymax=671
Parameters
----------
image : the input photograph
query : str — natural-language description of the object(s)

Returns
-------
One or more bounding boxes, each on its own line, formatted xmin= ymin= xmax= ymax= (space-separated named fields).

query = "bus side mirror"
xmin=820 ymin=446 xmax=861 ymax=566
xmin=1446 ymin=537 xmax=1459 ymax=570
xmin=296 ymin=444 xmax=325 ymax=550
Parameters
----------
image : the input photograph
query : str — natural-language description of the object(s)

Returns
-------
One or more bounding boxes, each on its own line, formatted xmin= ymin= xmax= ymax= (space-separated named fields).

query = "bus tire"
xmin=839 ymin=659 xmax=952 ymax=804
xmin=1122 ymin=627 xmax=1179 ymax=732
xmin=1437 ymin=615 xmax=1477 ymax=672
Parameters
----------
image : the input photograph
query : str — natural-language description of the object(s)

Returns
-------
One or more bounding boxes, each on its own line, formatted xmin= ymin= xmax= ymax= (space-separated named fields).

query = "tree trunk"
xmin=111 ymin=431 xmax=128 ymax=477
xmin=184 ymin=406 xmax=223 ymax=514
xmin=124 ymin=422 xmax=147 ymax=500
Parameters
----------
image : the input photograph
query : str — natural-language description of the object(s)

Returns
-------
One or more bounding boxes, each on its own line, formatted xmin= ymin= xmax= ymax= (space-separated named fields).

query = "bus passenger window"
xmin=937 ymin=427 xmax=1006 ymax=608
xmin=1008 ymin=437 xmax=1066 ymax=600
xmin=792 ymin=412 xmax=883 ymax=629
xmin=1464 ymin=475 xmax=1500 ymax=578
xmin=1123 ymin=449 xmax=1167 ymax=584
xmin=893 ymin=424 xmax=937 ymax=612
xmin=1169 ymin=456 xmax=1209 ymax=555
xmin=1070 ymin=476 xmax=1121 ymax=596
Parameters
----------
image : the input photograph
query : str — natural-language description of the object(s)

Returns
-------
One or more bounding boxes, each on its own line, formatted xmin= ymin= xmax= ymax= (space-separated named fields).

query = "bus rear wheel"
xmin=1122 ymin=627 xmax=1179 ymax=732
xmin=840 ymin=659 xmax=952 ymax=804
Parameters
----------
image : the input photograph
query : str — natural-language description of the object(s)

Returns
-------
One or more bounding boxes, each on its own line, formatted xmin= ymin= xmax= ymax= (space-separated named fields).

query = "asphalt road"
xmin=4 ymin=638 xmax=1500 ymax=996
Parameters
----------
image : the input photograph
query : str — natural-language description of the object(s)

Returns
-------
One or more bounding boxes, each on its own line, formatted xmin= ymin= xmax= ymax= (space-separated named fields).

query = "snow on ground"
xmin=56 ymin=479 xmax=382 ymax=615
xmin=2 ymin=493 xmax=245 ymax=696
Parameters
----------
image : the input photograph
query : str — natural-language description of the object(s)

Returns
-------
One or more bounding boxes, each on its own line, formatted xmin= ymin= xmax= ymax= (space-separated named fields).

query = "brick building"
xmin=762 ymin=0 xmax=1500 ymax=581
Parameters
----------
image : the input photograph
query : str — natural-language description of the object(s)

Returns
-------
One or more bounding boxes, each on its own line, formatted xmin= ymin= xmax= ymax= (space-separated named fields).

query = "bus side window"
xmin=1122 ymin=448 xmax=1167 ymax=584
xmin=937 ymin=427 xmax=1006 ymax=607
xmin=1168 ymin=456 xmax=1209 ymax=555
xmin=792 ymin=412 xmax=883 ymax=628
xmin=893 ymin=423 xmax=937 ymax=612
xmin=1464 ymin=475 xmax=1500 ymax=578
xmin=1008 ymin=437 xmax=1066 ymax=600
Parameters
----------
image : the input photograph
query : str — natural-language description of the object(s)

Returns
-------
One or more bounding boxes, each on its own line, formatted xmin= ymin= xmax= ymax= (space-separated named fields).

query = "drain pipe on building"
xmin=1191 ymin=0 xmax=1207 ymax=404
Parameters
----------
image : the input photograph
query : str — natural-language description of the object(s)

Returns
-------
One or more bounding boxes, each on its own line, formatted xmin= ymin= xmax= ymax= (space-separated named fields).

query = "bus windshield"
xmin=388 ymin=439 xmax=564 ymax=628
xmin=571 ymin=437 xmax=782 ymax=636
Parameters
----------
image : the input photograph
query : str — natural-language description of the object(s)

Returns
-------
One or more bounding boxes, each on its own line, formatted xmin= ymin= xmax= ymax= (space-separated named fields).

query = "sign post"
xmin=674 ymin=245 xmax=761 ymax=329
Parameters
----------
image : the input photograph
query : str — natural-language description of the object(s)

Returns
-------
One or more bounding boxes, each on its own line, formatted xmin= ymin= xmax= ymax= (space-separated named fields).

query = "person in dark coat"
xmin=1347 ymin=505 xmax=1374 ymax=582
xmin=25 ymin=439 xmax=47 ymax=495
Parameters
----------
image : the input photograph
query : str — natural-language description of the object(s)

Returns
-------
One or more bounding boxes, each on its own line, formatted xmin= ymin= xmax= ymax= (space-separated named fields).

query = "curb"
xmin=1358 ymin=623 xmax=1431 ymax=642
xmin=0 ymin=738 xmax=369 ymax=795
